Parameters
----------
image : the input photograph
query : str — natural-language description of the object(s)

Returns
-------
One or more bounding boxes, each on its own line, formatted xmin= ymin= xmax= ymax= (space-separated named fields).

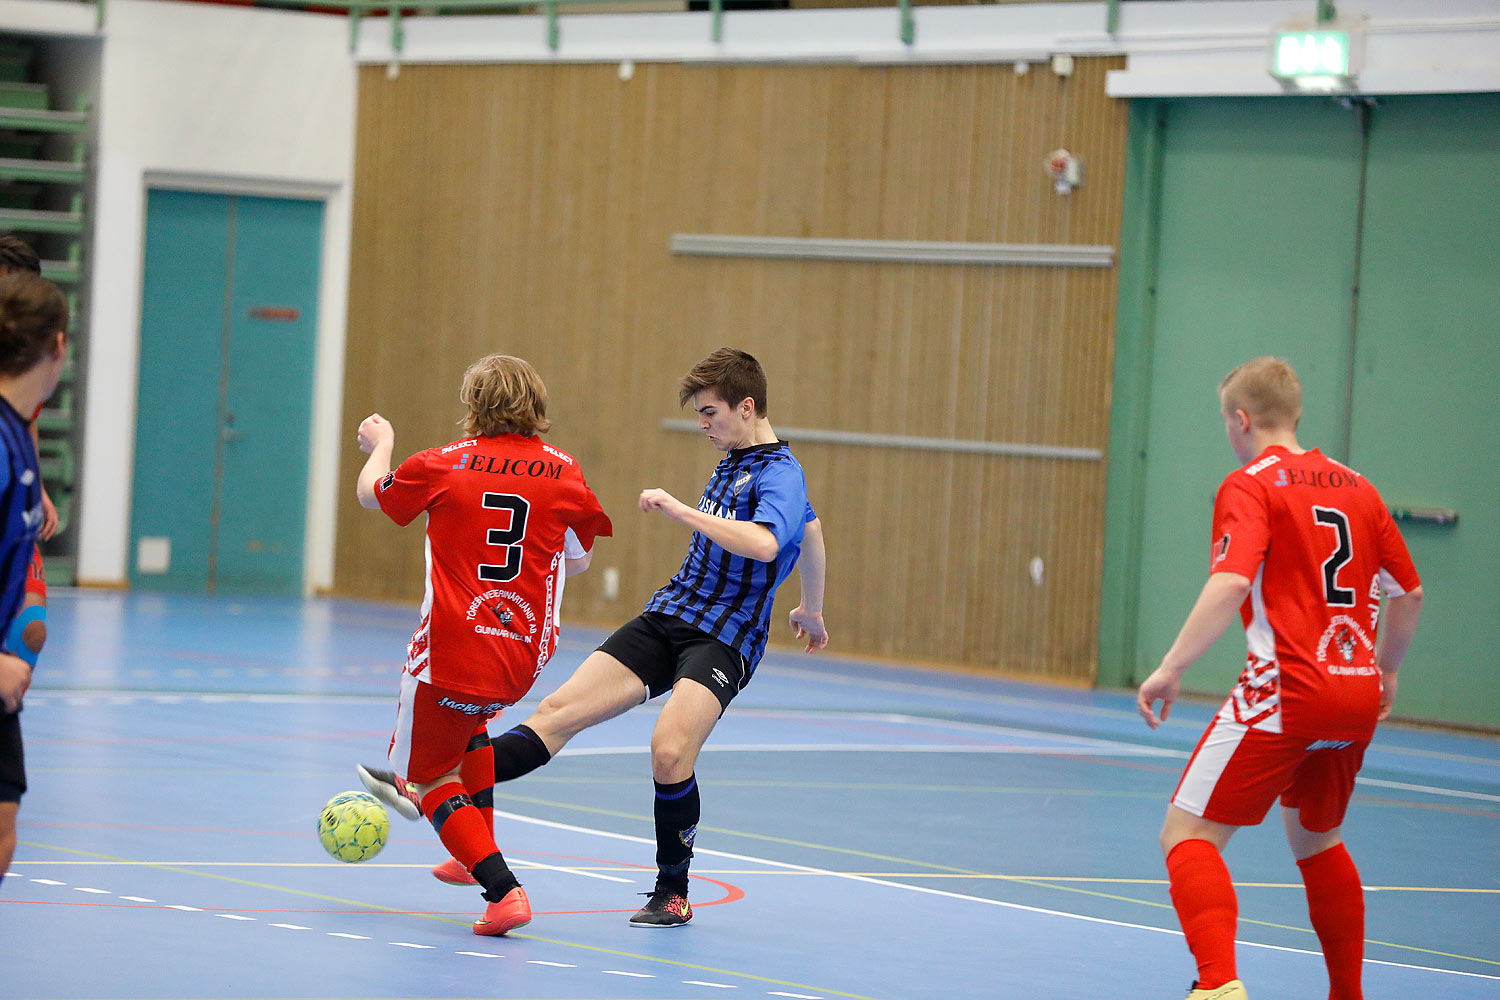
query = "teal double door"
xmin=1104 ymin=95 xmax=1500 ymax=727
xmin=130 ymin=189 xmax=323 ymax=595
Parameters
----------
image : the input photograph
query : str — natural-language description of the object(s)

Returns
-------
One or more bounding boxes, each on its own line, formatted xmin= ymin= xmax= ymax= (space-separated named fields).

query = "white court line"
xmin=558 ymin=707 xmax=1495 ymax=804
xmin=456 ymin=951 xmax=501 ymax=958
xmin=215 ymin=914 xmax=254 ymax=921
xmin=1356 ymin=777 xmax=1500 ymax=804
xmin=166 ymin=905 xmax=202 ymax=911
xmin=390 ymin=942 xmax=435 ymax=949
xmin=560 ymin=743 xmax=1180 ymax=758
xmin=119 ymin=896 xmax=155 ymax=903
xmin=74 ymin=887 xmax=110 ymax=894
xmin=603 ymin=970 xmax=654 ymax=978
xmin=683 ymin=980 xmax=736 ymax=988
xmin=528 ymin=960 xmax=576 ymax=968
xmin=760 ymin=665 xmax=1500 ymax=769
xmin=270 ymin=923 xmax=309 ymax=930
xmin=493 ymin=809 xmax=1500 ymax=982
xmin=511 ymin=856 xmax=636 ymax=883
xmin=327 ymin=932 xmax=369 ymax=940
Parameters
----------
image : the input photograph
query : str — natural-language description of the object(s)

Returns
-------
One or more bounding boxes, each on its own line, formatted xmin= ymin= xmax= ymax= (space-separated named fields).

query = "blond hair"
xmin=459 ymin=354 xmax=551 ymax=437
xmin=1219 ymin=356 xmax=1302 ymax=429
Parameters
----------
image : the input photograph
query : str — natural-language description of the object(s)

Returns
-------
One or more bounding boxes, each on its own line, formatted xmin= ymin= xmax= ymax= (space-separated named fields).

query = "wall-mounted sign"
xmin=248 ymin=306 xmax=300 ymax=322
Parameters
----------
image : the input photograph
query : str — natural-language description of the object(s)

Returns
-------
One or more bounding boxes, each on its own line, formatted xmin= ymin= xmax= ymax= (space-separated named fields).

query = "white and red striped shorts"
xmin=388 ymin=670 xmax=505 ymax=786
xmin=1171 ymin=714 xmax=1367 ymax=832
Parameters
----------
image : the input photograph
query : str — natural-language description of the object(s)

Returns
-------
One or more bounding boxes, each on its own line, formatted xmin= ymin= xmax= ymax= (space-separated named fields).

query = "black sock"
xmin=653 ymin=774 xmax=698 ymax=893
xmin=473 ymin=852 xmax=520 ymax=902
xmin=491 ymin=724 xmax=551 ymax=783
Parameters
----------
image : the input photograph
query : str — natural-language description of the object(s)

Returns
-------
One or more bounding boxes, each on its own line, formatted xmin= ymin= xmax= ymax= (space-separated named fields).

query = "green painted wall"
xmin=1100 ymin=94 xmax=1500 ymax=729
xmin=1345 ymin=95 xmax=1500 ymax=726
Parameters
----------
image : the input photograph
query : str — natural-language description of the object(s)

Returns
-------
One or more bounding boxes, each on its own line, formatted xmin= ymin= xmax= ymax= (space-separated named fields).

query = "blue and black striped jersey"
xmin=645 ymin=441 xmax=815 ymax=671
xmin=0 ymin=397 xmax=41 ymax=652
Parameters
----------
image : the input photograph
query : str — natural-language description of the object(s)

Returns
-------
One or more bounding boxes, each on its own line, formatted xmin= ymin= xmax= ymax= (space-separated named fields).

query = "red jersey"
xmin=376 ymin=433 xmax=612 ymax=703
xmin=1209 ymin=446 xmax=1419 ymax=740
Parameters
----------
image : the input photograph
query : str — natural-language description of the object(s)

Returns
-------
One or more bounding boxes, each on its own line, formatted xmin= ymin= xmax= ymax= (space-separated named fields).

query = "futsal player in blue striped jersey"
xmin=367 ymin=347 xmax=829 ymax=926
xmin=0 ymin=271 xmax=69 ymax=889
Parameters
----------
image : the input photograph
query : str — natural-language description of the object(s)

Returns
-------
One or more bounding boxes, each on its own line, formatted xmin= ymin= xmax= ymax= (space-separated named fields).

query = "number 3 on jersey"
xmin=480 ymin=493 xmax=530 ymax=582
xmin=1313 ymin=506 xmax=1355 ymax=606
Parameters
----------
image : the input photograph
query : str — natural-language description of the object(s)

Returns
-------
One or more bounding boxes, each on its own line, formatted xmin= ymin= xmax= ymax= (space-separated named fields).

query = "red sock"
xmin=1298 ymin=843 xmax=1365 ymax=1000
xmin=420 ymin=782 xmax=498 ymax=872
xmin=1166 ymin=838 xmax=1239 ymax=989
xmin=460 ymin=734 xmax=496 ymax=833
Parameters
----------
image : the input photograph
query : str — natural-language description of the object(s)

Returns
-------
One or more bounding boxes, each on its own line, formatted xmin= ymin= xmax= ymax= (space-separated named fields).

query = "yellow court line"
xmin=495 ymin=791 xmax=999 ymax=876
xmin=15 ymin=840 xmax=883 ymax=1000
xmin=493 ymin=792 xmax=1500 ymax=964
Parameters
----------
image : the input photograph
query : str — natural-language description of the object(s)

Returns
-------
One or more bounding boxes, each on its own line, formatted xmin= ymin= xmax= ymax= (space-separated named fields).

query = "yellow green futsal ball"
xmin=318 ymin=791 xmax=389 ymax=863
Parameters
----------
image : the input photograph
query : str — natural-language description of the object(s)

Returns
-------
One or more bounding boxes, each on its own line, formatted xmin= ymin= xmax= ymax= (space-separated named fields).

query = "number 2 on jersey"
xmin=1313 ymin=506 xmax=1355 ymax=606
xmin=480 ymin=493 xmax=530 ymax=583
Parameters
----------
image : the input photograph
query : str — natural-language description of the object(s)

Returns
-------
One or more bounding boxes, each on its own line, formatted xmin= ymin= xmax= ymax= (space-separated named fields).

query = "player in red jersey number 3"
xmin=353 ymin=355 xmax=612 ymax=936
xmin=1137 ymin=357 xmax=1423 ymax=1000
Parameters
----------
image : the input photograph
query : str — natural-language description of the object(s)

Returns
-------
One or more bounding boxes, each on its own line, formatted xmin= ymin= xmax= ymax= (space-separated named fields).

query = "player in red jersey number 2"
xmin=353 ymin=355 xmax=612 ymax=936
xmin=1137 ymin=357 xmax=1423 ymax=1000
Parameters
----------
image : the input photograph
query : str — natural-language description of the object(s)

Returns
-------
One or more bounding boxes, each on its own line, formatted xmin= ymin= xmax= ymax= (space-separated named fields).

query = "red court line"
xmin=1353 ymin=794 xmax=1500 ymax=820
xmin=27 ymin=730 xmax=389 ymax=747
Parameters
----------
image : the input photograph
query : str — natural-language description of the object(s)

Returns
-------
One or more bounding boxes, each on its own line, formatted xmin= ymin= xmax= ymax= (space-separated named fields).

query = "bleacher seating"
xmin=0 ymin=36 xmax=88 ymax=587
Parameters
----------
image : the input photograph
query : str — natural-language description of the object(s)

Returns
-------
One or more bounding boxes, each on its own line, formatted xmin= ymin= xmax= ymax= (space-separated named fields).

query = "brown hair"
xmin=0 ymin=271 xmax=68 ymax=377
xmin=459 ymin=354 xmax=551 ymax=437
xmin=0 ymin=235 xmax=41 ymax=276
xmin=1219 ymin=356 xmax=1302 ymax=429
xmin=678 ymin=347 xmax=767 ymax=416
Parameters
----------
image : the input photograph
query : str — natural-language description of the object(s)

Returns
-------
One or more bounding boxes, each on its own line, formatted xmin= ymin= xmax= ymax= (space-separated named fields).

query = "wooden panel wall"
xmin=337 ymin=57 xmax=1128 ymax=683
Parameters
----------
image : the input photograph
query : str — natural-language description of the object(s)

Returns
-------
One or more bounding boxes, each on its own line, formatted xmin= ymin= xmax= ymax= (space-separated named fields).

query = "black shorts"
xmin=0 ymin=709 xmax=24 ymax=803
xmin=599 ymin=611 xmax=749 ymax=713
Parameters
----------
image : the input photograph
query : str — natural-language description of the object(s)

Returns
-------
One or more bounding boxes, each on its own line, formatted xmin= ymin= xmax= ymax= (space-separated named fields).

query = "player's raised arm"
xmin=1136 ymin=571 xmax=1251 ymax=728
xmin=354 ymin=413 xmax=395 ymax=510
xmin=789 ymin=516 xmax=828 ymax=652
xmin=638 ymin=487 xmax=780 ymax=561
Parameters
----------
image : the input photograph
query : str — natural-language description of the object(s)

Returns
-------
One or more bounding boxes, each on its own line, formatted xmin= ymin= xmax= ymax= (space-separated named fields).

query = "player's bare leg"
xmin=1161 ymin=806 xmax=1248 ymax=998
xmin=1285 ymin=807 xmax=1363 ymax=1000
xmin=0 ymin=800 xmax=17 ymax=888
xmin=632 ymin=678 xmax=721 ymax=927
xmin=521 ymin=650 xmax=648 ymax=754
xmin=649 ymin=678 xmax=720 ymax=784
xmin=1281 ymin=806 xmax=1343 ymax=860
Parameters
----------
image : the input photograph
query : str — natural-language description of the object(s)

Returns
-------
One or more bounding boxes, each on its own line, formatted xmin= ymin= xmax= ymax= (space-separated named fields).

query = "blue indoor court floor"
xmin=4 ymin=591 xmax=1497 ymax=1000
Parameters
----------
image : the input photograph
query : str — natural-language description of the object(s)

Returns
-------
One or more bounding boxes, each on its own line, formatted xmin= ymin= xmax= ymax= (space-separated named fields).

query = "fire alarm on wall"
xmin=1045 ymin=148 xmax=1083 ymax=195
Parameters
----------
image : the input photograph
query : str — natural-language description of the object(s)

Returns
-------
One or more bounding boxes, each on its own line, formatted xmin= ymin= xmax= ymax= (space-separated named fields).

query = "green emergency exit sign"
xmin=1272 ymin=29 xmax=1352 ymax=80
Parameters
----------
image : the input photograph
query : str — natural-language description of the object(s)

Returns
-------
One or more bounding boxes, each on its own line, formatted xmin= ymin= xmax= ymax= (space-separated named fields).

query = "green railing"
xmin=82 ymin=0 xmax=1195 ymax=54
xmin=123 ymin=0 xmax=920 ymax=54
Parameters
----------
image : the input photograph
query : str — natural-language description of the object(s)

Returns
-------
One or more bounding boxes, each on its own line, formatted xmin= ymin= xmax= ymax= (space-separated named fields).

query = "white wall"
xmin=81 ymin=0 xmax=355 ymax=590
